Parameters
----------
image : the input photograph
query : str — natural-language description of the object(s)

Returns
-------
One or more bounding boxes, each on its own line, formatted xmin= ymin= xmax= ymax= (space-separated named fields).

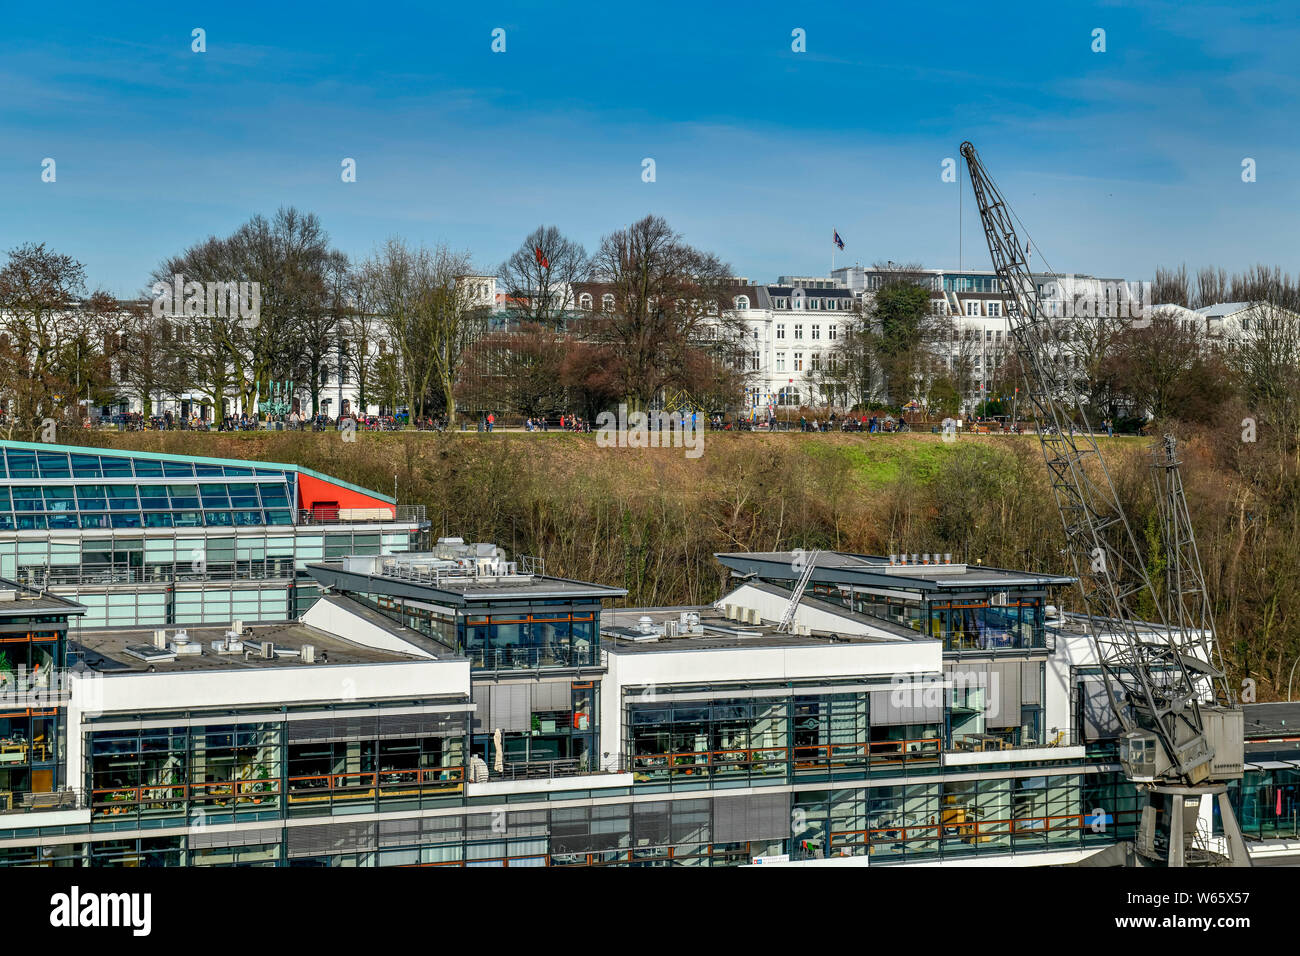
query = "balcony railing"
xmin=468 ymin=646 xmax=600 ymax=671
xmin=0 ymin=667 xmax=74 ymax=710
xmin=295 ymin=504 xmax=427 ymax=525
xmin=0 ymin=788 xmax=86 ymax=815
xmin=629 ymin=737 xmax=943 ymax=780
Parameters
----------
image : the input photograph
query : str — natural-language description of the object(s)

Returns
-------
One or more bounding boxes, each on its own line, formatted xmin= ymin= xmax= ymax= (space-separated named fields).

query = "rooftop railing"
xmin=295 ymin=504 xmax=427 ymax=525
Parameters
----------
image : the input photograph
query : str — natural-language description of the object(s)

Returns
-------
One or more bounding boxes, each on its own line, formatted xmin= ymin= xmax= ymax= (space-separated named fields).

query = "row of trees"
xmin=5 ymin=205 xmax=1300 ymax=438
xmin=0 ymin=210 xmax=752 ymax=435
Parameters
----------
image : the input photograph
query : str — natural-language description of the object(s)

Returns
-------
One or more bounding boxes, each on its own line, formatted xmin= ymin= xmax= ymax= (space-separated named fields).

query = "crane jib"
xmin=958 ymin=142 xmax=1241 ymax=804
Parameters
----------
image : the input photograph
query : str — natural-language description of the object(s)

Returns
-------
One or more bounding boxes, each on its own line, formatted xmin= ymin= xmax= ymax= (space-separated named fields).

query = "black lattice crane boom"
xmin=960 ymin=142 xmax=1247 ymax=866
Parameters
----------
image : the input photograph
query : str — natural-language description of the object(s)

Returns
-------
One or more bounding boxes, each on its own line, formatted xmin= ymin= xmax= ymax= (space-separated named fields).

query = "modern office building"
xmin=7 ymin=523 xmax=1250 ymax=867
xmin=0 ymin=440 xmax=427 ymax=628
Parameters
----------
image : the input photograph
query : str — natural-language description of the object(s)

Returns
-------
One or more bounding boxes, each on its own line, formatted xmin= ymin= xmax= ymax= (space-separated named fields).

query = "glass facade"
xmin=0 ymin=442 xmax=423 ymax=628
xmin=6 ymin=770 xmax=1136 ymax=867
xmin=0 ymin=609 xmax=74 ymax=808
xmin=86 ymin=706 xmax=467 ymax=828
xmin=1233 ymin=765 xmax=1300 ymax=839
xmin=2 ymin=530 xmax=417 ymax=627
xmin=362 ymin=594 xmax=603 ymax=671
xmin=823 ymin=584 xmax=1047 ymax=651
xmin=627 ymin=691 xmax=943 ymax=789
xmin=0 ymin=447 xmax=295 ymax=531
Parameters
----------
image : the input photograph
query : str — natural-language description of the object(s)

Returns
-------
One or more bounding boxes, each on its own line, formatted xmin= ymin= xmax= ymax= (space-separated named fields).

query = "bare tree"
xmin=1193 ymin=266 xmax=1229 ymax=309
xmin=586 ymin=215 xmax=741 ymax=410
xmin=1153 ymin=264 xmax=1191 ymax=307
xmin=153 ymin=207 xmax=339 ymax=416
xmin=358 ymin=240 xmax=478 ymax=423
xmin=0 ymin=243 xmax=115 ymax=437
xmin=498 ymin=226 xmax=591 ymax=327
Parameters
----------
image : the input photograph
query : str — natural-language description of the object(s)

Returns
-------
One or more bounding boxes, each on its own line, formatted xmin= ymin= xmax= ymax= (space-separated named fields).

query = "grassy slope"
xmin=47 ymin=428 xmax=1288 ymax=696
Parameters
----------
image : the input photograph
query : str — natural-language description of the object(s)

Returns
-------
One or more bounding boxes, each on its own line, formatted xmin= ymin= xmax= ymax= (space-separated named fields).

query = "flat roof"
xmin=307 ymin=561 xmax=627 ymax=607
xmin=72 ymin=621 xmax=429 ymax=674
xmin=0 ymin=578 xmax=85 ymax=617
xmin=601 ymin=603 xmax=916 ymax=655
xmin=1244 ymin=702 xmax=1300 ymax=739
xmin=715 ymin=550 xmax=1075 ymax=592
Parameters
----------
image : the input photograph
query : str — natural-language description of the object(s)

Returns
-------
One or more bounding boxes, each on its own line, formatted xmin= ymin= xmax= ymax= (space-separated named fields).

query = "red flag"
xmin=534 ymin=245 xmax=549 ymax=269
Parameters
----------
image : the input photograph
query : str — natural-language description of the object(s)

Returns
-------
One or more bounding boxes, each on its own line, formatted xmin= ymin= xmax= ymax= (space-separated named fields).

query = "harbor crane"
xmin=960 ymin=142 xmax=1249 ymax=866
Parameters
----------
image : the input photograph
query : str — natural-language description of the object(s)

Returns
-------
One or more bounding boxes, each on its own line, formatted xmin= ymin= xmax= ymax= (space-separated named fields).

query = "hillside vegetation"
xmin=62 ymin=427 xmax=1299 ymax=700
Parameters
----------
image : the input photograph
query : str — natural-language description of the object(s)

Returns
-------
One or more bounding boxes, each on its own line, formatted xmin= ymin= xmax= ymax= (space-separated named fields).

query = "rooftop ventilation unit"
xmin=153 ymin=629 xmax=167 ymax=650
xmin=170 ymin=628 xmax=201 ymax=656
xmin=637 ymin=615 xmax=656 ymax=634
xmin=679 ymin=611 xmax=702 ymax=634
xmin=0 ymin=589 xmax=17 ymax=602
xmin=300 ymin=644 xmax=316 ymax=663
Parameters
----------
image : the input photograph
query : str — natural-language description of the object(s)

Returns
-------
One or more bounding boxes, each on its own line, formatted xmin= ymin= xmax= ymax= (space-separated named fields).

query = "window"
xmin=601 ymin=294 xmax=615 ymax=312
xmin=793 ymin=352 xmax=804 ymax=372
xmin=811 ymin=352 xmax=822 ymax=372
xmin=776 ymin=353 xmax=786 ymax=372
xmin=811 ymin=325 xmax=821 ymax=340
xmin=794 ymin=324 xmax=803 ymax=340
xmin=828 ymin=325 xmax=838 ymax=341
xmin=578 ymin=293 xmax=593 ymax=310
xmin=966 ymin=301 xmax=981 ymax=317
xmin=987 ymin=301 xmax=1001 ymax=317
xmin=776 ymin=324 xmax=786 ymax=340
xmin=733 ymin=295 xmax=750 ymax=310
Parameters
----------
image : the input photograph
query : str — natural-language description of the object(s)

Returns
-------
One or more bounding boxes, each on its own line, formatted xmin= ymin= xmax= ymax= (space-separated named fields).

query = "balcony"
xmin=295 ymin=504 xmax=427 ymax=525
xmin=0 ymin=666 xmax=74 ymax=709
xmin=468 ymin=645 xmax=600 ymax=672
xmin=629 ymin=736 xmax=943 ymax=782
xmin=0 ymin=788 xmax=85 ymax=815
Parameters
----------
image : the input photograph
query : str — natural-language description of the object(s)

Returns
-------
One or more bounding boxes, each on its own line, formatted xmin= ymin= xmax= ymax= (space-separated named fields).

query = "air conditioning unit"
xmin=990 ymin=592 xmax=1009 ymax=606
xmin=746 ymin=607 xmax=761 ymax=625
xmin=260 ymin=642 xmax=275 ymax=660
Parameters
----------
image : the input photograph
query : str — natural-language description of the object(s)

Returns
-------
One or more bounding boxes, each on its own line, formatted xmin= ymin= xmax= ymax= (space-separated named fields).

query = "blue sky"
xmin=1 ymin=0 xmax=1297 ymax=296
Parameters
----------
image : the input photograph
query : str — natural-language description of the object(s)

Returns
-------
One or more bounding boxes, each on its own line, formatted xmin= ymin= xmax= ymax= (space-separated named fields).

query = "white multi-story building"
xmin=715 ymin=267 xmax=1149 ymax=415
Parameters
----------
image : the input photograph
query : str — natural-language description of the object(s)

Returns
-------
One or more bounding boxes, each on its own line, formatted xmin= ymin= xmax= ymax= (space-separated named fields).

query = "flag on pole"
xmin=833 ymin=229 xmax=845 ymax=251
xmin=1025 ymin=239 xmax=1031 ymax=263
xmin=534 ymin=245 xmax=549 ymax=269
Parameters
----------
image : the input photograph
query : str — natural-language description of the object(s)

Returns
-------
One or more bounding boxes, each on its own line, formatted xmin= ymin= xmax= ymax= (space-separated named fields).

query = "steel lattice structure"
xmin=960 ymin=142 xmax=1224 ymax=783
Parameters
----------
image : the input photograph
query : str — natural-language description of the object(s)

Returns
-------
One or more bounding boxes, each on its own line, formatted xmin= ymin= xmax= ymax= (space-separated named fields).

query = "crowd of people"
xmin=75 ymin=406 xmax=1107 ymax=438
